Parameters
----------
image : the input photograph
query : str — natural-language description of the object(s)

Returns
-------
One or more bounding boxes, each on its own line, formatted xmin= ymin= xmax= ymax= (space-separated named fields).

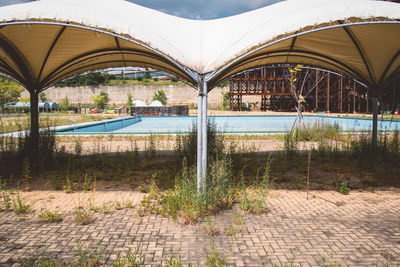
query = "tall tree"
xmin=60 ymin=96 xmax=70 ymax=112
xmin=0 ymin=77 xmax=24 ymax=110
xmin=221 ymin=91 xmax=230 ymax=111
xmin=152 ymin=89 xmax=167 ymax=105
xmin=144 ymin=68 xmax=151 ymax=79
xmin=92 ymin=90 xmax=110 ymax=109
xmin=39 ymin=92 xmax=47 ymax=102
xmin=126 ymin=92 xmax=133 ymax=108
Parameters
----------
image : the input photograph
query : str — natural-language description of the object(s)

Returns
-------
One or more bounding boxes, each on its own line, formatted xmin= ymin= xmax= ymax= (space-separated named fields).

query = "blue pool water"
xmin=57 ymin=116 xmax=400 ymax=134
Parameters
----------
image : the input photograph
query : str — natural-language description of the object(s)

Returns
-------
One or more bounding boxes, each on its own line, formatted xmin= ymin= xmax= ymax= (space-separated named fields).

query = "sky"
xmin=0 ymin=0 xmax=285 ymax=19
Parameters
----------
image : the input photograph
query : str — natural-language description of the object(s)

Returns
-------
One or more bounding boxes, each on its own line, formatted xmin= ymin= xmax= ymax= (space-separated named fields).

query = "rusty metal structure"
xmin=382 ymin=71 xmax=400 ymax=112
xmin=229 ymin=65 xmax=400 ymax=113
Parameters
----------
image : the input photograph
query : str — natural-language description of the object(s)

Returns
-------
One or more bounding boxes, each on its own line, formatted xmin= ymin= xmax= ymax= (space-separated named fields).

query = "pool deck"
xmin=0 ymin=189 xmax=399 ymax=266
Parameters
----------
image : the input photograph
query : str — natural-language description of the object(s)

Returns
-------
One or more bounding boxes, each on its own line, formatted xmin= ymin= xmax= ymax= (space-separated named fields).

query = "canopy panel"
xmin=0 ymin=0 xmax=399 ymax=90
xmin=0 ymin=0 xmax=201 ymax=89
xmin=0 ymin=22 xmax=197 ymax=89
xmin=207 ymin=22 xmax=400 ymax=88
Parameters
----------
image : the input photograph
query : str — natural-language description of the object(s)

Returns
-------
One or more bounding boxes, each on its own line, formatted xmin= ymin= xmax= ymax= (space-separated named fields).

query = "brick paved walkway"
xmin=0 ymin=190 xmax=399 ymax=266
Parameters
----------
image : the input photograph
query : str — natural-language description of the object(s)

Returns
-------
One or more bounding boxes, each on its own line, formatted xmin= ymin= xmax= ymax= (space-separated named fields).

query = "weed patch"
xmin=74 ymin=195 xmax=95 ymax=225
xmin=338 ymin=179 xmax=350 ymax=195
xmin=12 ymin=190 xmax=32 ymax=217
xmin=38 ymin=207 xmax=62 ymax=223
xmin=205 ymin=238 xmax=226 ymax=267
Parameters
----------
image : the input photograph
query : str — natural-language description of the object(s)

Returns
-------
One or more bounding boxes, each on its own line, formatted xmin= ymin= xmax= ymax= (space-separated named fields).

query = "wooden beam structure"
xmin=227 ymin=65 xmax=399 ymax=113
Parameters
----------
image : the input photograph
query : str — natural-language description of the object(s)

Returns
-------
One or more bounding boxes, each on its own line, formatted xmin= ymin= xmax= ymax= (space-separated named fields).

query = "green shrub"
xmin=338 ymin=179 xmax=350 ymax=195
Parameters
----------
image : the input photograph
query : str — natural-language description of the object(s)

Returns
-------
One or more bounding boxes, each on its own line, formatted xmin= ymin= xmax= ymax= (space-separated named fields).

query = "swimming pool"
xmin=56 ymin=115 xmax=400 ymax=134
xmin=57 ymin=117 xmax=142 ymax=133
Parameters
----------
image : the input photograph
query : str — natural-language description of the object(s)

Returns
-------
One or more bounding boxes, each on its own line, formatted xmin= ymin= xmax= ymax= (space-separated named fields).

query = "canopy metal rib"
xmin=285 ymin=32 xmax=298 ymax=63
xmin=114 ymin=37 xmax=127 ymax=68
xmin=341 ymin=24 xmax=375 ymax=86
xmin=0 ymin=58 xmax=25 ymax=83
xmin=37 ymin=26 xmax=67 ymax=83
xmin=0 ymin=32 xmax=35 ymax=88
xmin=379 ymin=50 xmax=400 ymax=85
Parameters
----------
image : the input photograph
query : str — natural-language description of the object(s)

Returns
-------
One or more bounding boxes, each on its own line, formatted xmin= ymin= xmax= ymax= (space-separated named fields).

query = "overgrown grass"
xmin=239 ymin=154 xmax=271 ymax=215
xmin=0 ymin=120 xmax=57 ymax=176
xmin=159 ymin=156 xmax=238 ymax=224
xmin=0 ymin=117 xmax=399 ymax=207
xmin=280 ymin=127 xmax=400 ymax=188
xmin=175 ymin=119 xmax=225 ymax=165
xmin=137 ymin=152 xmax=273 ymax=224
xmin=295 ymin=120 xmax=342 ymax=142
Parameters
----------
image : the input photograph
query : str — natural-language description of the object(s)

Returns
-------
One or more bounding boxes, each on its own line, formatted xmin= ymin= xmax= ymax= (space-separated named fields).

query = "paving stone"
xmin=0 ymin=190 xmax=399 ymax=266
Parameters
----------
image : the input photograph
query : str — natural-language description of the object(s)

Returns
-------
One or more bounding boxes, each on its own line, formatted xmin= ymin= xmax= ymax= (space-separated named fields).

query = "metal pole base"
xmin=372 ymin=96 xmax=378 ymax=147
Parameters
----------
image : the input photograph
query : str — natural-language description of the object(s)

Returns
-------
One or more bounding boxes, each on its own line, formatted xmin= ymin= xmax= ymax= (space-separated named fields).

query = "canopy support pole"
xmin=197 ymin=85 xmax=203 ymax=195
xmin=29 ymin=89 xmax=40 ymax=168
xmin=202 ymin=79 xmax=208 ymax=192
xmin=372 ymin=95 xmax=379 ymax=147
xmin=196 ymin=76 xmax=208 ymax=196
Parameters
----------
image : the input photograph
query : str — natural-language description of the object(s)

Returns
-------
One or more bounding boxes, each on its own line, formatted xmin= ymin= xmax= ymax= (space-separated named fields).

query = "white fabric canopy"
xmin=0 ymin=0 xmax=399 ymax=89
xmin=149 ymin=100 xmax=164 ymax=107
xmin=132 ymin=100 xmax=147 ymax=107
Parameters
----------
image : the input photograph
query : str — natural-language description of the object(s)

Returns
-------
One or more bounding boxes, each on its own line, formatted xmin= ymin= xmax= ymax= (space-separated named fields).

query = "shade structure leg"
xmin=372 ymin=96 xmax=379 ymax=147
xmin=29 ymin=89 xmax=40 ymax=167
xmin=201 ymin=80 xmax=208 ymax=192
xmin=197 ymin=91 xmax=203 ymax=195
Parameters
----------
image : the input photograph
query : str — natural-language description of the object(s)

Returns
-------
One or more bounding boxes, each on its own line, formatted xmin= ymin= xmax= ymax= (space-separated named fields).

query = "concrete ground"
xmin=0 ymin=189 xmax=399 ymax=266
